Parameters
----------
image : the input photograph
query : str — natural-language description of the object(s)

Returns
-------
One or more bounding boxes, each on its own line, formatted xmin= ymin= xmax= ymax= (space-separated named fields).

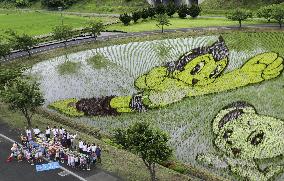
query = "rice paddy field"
xmin=23 ymin=31 xmax=284 ymax=180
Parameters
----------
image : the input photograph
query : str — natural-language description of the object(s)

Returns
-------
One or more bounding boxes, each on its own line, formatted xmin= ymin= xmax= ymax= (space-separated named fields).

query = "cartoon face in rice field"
xmin=53 ymin=36 xmax=284 ymax=116
xmin=197 ymin=101 xmax=284 ymax=181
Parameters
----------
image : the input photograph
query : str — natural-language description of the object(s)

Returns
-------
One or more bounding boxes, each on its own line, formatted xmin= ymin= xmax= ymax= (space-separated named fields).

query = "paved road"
xmin=0 ymin=121 xmax=121 ymax=181
xmin=1 ymin=23 xmax=282 ymax=63
xmin=0 ymin=137 xmax=78 ymax=181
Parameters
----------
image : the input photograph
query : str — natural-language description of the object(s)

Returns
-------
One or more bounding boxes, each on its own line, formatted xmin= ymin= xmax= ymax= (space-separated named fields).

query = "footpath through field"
xmin=0 ymin=121 xmax=121 ymax=181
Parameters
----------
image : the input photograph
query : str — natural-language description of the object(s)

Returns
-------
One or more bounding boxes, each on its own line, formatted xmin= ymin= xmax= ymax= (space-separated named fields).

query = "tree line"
xmin=0 ymin=20 xmax=104 ymax=60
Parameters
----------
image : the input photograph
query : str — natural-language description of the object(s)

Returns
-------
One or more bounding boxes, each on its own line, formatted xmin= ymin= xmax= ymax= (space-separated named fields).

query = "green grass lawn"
xmin=108 ymin=17 xmax=268 ymax=32
xmin=0 ymin=10 xmax=115 ymax=37
xmin=67 ymin=0 xmax=147 ymax=13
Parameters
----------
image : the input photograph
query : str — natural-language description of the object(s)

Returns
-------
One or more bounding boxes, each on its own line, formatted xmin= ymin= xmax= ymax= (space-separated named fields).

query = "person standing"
xmin=45 ymin=126 xmax=51 ymax=140
xmin=95 ymin=145 xmax=101 ymax=163
xmin=33 ymin=126 xmax=41 ymax=138
xmin=25 ymin=127 xmax=32 ymax=141
xmin=52 ymin=126 xmax=58 ymax=138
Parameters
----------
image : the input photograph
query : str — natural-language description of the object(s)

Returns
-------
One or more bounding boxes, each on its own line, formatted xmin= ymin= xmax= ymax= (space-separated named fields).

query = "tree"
xmin=132 ymin=11 xmax=141 ymax=23
xmin=119 ymin=13 xmax=132 ymax=26
xmin=227 ymin=9 xmax=252 ymax=28
xmin=0 ymin=41 xmax=11 ymax=60
xmin=155 ymin=3 xmax=166 ymax=15
xmin=156 ymin=14 xmax=171 ymax=33
xmin=147 ymin=7 xmax=156 ymax=19
xmin=1 ymin=78 xmax=44 ymax=128
xmin=52 ymin=25 xmax=74 ymax=48
xmin=10 ymin=33 xmax=38 ymax=57
xmin=177 ymin=4 xmax=189 ymax=19
xmin=141 ymin=8 xmax=149 ymax=20
xmin=271 ymin=5 xmax=284 ymax=28
xmin=188 ymin=3 xmax=201 ymax=18
xmin=166 ymin=2 xmax=176 ymax=17
xmin=0 ymin=67 xmax=23 ymax=91
xmin=257 ymin=5 xmax=274 ymax=22
xmin=113 ymin=122 xmax=172 ymax=181
xmin=85 ymin=20 xmax=104 ymax=39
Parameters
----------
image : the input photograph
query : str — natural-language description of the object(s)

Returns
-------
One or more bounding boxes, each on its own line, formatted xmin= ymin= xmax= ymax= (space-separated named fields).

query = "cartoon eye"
xmin=223 ymin=129 xmax=233 ymax=139
xmin=248 ymin=131 xmax=264 ymax=146
xmin=190 ymin=61 xmax=205 ymax=75
xmin=209 ymin=65 xmax=222 ymax=78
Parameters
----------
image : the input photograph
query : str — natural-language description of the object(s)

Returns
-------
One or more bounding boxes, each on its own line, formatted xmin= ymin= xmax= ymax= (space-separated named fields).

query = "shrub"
xmin=15 ymin=0 xmax=29 ymax=8
xmin=147 ymin=6 xmax=156 ymax=19
xmin=155 ymin=3 xmax=166 ymax=15
xmin=177 ymin=4 xmax=189 ymax=19
xmin=188 ymin=4 xmax=201 ymax=18
xmin=141 ymin=8 xmax=149 ymax=19
xmin=41 ymin=0 xmax=78 ymax=9
xmin=166 ymin=2 xmax=176 ymax=17
xmin=132 ymin=11 xmax=141 ymax=23
xmin=119 ymin=13 xmax=132 ymax=26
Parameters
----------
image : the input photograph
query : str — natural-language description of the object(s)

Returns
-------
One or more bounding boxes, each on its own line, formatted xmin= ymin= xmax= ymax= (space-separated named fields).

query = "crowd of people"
xmin=6 ymin=125 xmax=102 ymax=171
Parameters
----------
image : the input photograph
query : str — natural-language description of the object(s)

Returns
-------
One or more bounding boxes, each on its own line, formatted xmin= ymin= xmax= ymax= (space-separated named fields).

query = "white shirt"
xmin=26 ymin=129 xmax=31 ymax=137
xmin=59 ymin=128 xmax=65 ymax=135
xmin=45 ymin=129 xmax=51 ymax=135
xmin=91 ymin=146 xmax=97 ymax=152
xmin=83 ymin=145 xmax=87 ymax=152
xmin=79 ymin=141 xmax=84 ymax=149
xmin=52 ymin=128 xmax=58 ymax=136
xmin=33 ymin=128 xmax=40 ymax=135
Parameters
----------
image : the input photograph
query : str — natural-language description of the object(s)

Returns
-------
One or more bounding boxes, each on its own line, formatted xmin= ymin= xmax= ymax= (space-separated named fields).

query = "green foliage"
xmin=270 ymin=4 xmax=284 ymax=28
xmin=155 ymin=3 xmax=166 ymax=15
xmin=113 ymin=122 xmax=172 ymax=181
xmin=52 ymin=25 xmax=74 ymax=47
xmin=132 ymin=11 xmax=141 ymax=23
xmin=257 ymin=5 xmax=274 ymax=22
xmin=84 ymin=20 xmax=105 ymax=38
xmin=147 ymin=7 xmax=156 ymax=19
xmin=57 ymin=61 xmax=81 ymax=75
xmin=109 ymin=96 xmax=132 ymax=113
xmin=227 ymin=9 xmax=252 ymax=27
xmin=156 ymin=14 xmax=171 ymax=33
xmin=141 ymin=8 xmax=149 ymax=19
xmin=188 ymin=4 xmax=201 ymax=18
xmin=166 ymin=2 xmax=176 ymax=17
xmin=0 ymin=78 xmax=44 ymax=127
xmin=48 ymin=98 xmax=84 ymax=117
xmin=41 ymin=0 xmax=78 ymax=9
xmin=0 ymin=67 xmax=23 ymax=90
xmin=15 ymin=0 xmax=30 ymax=8
xmin=177 ymin=4 xmax=189 ymax=19
xmin=119 ymin=13 xmax=132 ymax=26
xmin=0 ymin=41 xmax=11 ymax=60
xmin=86 ymin=53 xmax=115 ymax=69
xmin=9 ymin=32 xmax=38 ymax=56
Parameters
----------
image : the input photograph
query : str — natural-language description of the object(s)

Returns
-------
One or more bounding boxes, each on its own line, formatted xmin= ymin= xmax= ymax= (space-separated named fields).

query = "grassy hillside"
xmin=0 ymin=9 xmax=116 ymax=37
xmin=0 ymin=0 xmax=148 ymax=14
xmin=201 ymin=0 xmax=284 ymax=14
xmin=66 ymin=0 xmax=148 ymax=13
